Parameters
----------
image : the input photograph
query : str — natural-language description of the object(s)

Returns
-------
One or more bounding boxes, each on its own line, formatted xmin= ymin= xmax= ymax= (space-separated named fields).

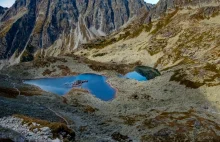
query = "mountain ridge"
xmin=74 ymin=0 xmax=220 ymax=88
xmin=0 ymin=0 xmax=152 ymax=67
xmin=0 ymin=0 xmax=220 ymax=141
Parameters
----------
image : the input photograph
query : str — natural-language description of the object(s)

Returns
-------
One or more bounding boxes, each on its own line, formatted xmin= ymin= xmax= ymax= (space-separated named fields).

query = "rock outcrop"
xmin=146 ymin=0 xmax=220 ymax=22
xmin=0 ymin=6 xmax=7 ymax=18
xmin=0 ymin=0 xmax=152 ymax=64
xmin=135 ymin=66 xmax=161 ymax=80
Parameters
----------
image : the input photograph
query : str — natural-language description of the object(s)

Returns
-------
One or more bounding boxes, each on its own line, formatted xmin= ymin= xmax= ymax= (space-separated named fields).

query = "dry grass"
xmin=119 ymin=116 xmax=138 ymax=126
xmin=151 ymin=8 xmax=179 ymax=34
xmin=141 ymin=109 xmax=220 ymax=141
xmin=170 ymin=63 xmax=220 ymax=88
xmin=14 ymin=114 xmax=75 ymax=141
xmin=42 ymin=69 xmax=56 ymax=76
xmin=190 ymin=6 xmax=220 ymax=21
xmin=33 ymin=19 xmax=44 ymax=34
xmin=83 ymin=105 xmax=97 ymax=113
xmin=57 ymin=65 xmax=78 ymax=76
xmin=0 ymin=19 xmax=14 ymax=38
xmin=33 ymin=57 xmax=67 ymax=68
xmin=0 ymin=87 xmax=42 ymax=98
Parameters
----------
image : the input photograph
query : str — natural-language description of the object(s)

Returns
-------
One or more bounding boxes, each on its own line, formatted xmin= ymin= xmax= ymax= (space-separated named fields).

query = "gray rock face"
xmin=146 ymin=0 xmax=220 ymax=22
xmin=0 ymin=0 xmax=152 ymax=62
xmin=0 ymin=6 xmax=8 ymax=18
xmin=135 ymin=66 xmax=161 ymax=80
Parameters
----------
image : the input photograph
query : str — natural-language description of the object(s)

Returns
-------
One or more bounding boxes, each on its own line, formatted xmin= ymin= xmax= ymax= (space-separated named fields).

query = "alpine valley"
xmin=0 ymin=0 xmax=220 ymax=141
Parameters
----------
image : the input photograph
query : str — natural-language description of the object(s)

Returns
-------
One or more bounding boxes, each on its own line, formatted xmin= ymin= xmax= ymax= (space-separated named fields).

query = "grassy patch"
xmin=151 ymin=8 xmax=179 ymax=34
xmin=33 ymin=19 xmax=44 ymax=34
xmin=170 ymin=63 xmax=220 ymax=88
xmin=20 ymin=50 xmax=34 ymax=62
xmin=170 ymin=69 xmax=205 ymax=89
xmin=57 ymin=65 xmax=78 ymax=76
xmin=141 ymin=109 xmax=220 ymax=141
xmin=190 ymin=6 xmax=220 ymax=21
xmin=82 ymin=21 xmax=152 ymax=50
xmin=93 ymin=52 xmax=107 ymax=57
xmin=144 ymin=36 xmax=168 ymax=56
xmin=33 ymin=57 xmax=67 ymax=68
xmin=67 ymin=55 xmax=141 ymax=74
xmin=83 ymin=105 xmax=98 ymax=113
xmin=42 ymin=69 xmax=56 ymax=76
xmin=120 ymin=116 xmax=137 ymax=126
xmin=0 ymin=19 xmax=14 ymax=38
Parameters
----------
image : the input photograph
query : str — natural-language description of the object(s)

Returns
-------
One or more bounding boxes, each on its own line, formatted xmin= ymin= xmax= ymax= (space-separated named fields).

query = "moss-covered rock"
xmin=134 ymin=66 xmax=161 ymax=80
xmin=20 ymin=50 xmax=34 ymax=62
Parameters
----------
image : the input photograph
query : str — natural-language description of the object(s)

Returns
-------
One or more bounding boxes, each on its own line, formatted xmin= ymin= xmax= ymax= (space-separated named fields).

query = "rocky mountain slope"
xmin=0 ymin=0 xmax=152 ymax=66
xmin=76 ymin=0 xmax=220 ymax=89
xmin=0 ymin=6 xmax=7 ymax=17
xmin=0 ymin=0 xmax=220 ymax=141
xmin=148 ymin=0 xmax=220 ymax=19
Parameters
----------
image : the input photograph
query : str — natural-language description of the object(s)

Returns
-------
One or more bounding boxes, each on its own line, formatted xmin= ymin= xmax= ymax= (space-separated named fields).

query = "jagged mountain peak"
xmin=147 ymin=0 xmax=220 ymax=19
xmin=0 ymin=0 xmax=152 ymax=65
xmin=0 ymin=6 xmax=8 ymax=18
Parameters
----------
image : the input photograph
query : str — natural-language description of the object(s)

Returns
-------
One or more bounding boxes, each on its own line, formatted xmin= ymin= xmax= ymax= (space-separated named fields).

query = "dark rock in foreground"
xmin=135 ymin=66 xmax=161 ymax=80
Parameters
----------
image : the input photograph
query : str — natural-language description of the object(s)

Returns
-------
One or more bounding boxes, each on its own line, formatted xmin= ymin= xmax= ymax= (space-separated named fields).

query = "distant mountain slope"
xmin=75 ymin=0 xmax=220 ymax=88
xmin=0 ymin=0 xmax=152 ymax=64
xmin=146 ymin=0 xmax=220 ymax=22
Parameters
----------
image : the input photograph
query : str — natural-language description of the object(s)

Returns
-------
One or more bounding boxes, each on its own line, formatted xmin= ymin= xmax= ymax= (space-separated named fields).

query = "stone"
xmin=32 ymin=122 xmax=37 ymax=126
xmin=134 ymin=66 xmax=161 ymax=80
xmin=33 ymin=128 xmax=38 ymax=133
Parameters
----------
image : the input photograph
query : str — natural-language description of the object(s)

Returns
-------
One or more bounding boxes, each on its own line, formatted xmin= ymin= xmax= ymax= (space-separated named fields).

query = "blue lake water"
xmin=124 ymin=71 xmax=147 ymax=81
xmin=24 ymin=73 xmax=116 ymax=101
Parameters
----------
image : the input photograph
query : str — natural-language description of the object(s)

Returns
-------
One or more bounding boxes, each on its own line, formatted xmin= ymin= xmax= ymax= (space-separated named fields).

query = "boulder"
xmin=134 ymin=66 xmax=161 ymax=80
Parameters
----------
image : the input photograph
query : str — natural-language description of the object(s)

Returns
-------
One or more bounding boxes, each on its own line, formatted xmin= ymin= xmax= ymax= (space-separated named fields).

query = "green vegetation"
xmin=160 ymin=57 xmax=195 ymax=71
xmin=170 ymin=69 xmax=205 ymax=89
xmin=126 ymin=23 xmax=153 ymax=39
xmin=151 ymin=8 xmax=179 ymax=34
xmin=42 ymin=69 xmax=56 ymax=76
xmin=0 ymin=25 xmax=12 ymax=38
xmin=20 ymin=50 xmax=34 ymax=62
xmin=0 ymin=19 xmax=15 ymax=38
xmin=83 ymin=105 xmax=98 ymax=113
xmin=190 ymin=6 xmax=220 ymax=20
xmin=145 ymin=38 xmax=168 ymax=56
xmin=83 ymin=22 xmax=152 ymax=50
xmin=120 ymin=116 xmax=137 ymax=126
xmin=204 ymin=63 xmax=219 ymax=72
xmin=93 ymin=52 xmax=107 ymax=57
xmin=141 ymin=109 xmax=220 ymax=141
xmin=20 ymin=44 xmax=36 ymax=62
xmin=33 ymin=19 xmax=44 ymax=34
xmin=155 ymin=28 xmax=215 ymax=68
xmin=170 ymin=63 xmax=220 ymax=88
